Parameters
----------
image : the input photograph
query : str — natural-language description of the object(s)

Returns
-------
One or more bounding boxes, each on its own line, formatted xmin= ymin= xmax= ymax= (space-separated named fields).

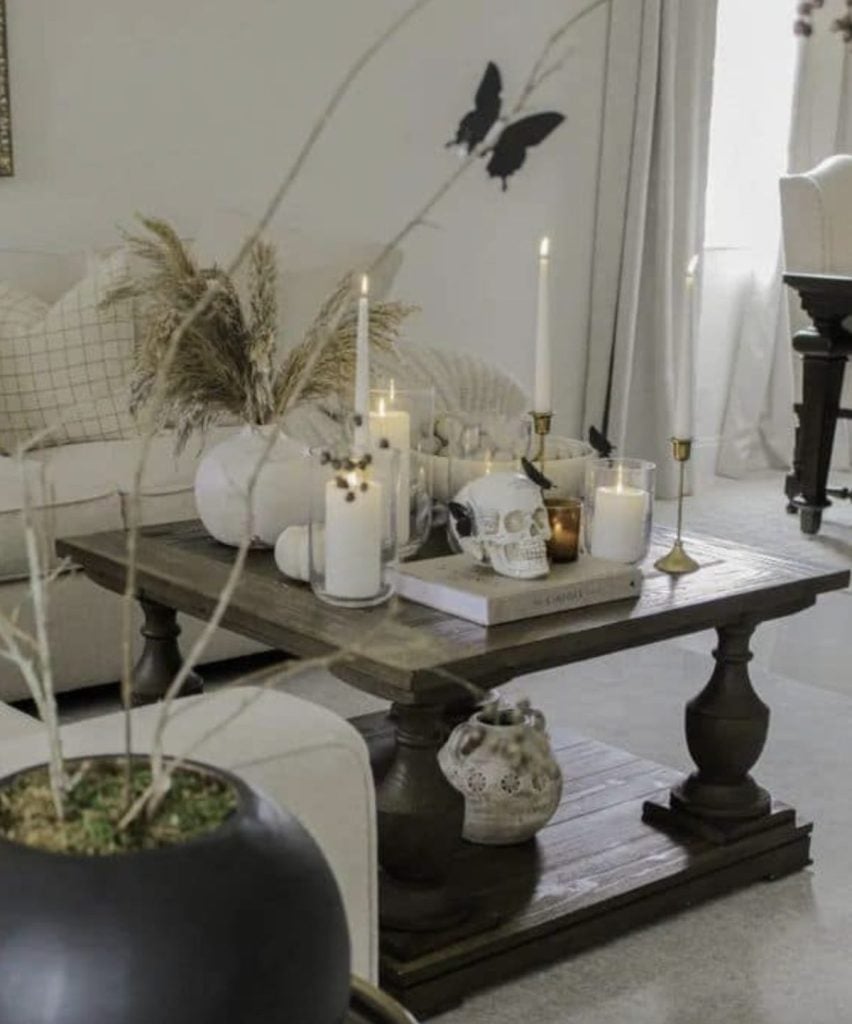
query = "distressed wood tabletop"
xmin=58 ymin=521 xmax=849 ymax=703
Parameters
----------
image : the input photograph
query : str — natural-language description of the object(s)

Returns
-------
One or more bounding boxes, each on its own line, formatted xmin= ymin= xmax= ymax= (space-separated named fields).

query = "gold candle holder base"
xmin=654 ymin=539 xmax=699 ymax=575
xmin=530 ymin=411 xmax=553 ymax=471
xmin=654 ymin=437 xmax=700 ymax=576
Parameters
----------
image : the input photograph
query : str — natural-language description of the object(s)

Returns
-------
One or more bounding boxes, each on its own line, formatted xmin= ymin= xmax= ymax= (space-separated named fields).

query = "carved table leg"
xmin=377 ymin=701 xmax=468 ymax=932
xmin=131 ymin=597 xmax=204 ymax=706
xmin=644 ymin=619 xmax=773 ymax=842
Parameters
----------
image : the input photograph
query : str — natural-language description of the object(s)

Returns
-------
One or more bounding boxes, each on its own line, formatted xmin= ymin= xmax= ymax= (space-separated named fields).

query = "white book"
xmin=393 ymin=554 xmax=642 ymax=626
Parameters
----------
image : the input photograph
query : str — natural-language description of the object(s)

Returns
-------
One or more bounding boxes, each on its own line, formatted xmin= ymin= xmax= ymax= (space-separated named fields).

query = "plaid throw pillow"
xmin=0 ymin=249 xmax=136 ymax=451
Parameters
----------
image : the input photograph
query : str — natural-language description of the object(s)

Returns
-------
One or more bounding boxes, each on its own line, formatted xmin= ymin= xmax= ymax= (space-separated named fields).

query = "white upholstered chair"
xmin=779 ymin=154 xmax=852 ymax=533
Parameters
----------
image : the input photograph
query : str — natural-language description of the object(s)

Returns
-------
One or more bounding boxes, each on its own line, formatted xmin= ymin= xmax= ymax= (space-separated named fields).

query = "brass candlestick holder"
xmin=530 ymin=411 xmax=553 ymax=474
xmin=655 ymin=437 xmax=699 ymax=575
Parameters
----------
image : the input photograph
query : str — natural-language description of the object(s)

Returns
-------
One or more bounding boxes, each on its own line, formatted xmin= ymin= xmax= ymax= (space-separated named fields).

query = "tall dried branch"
xmin=2 ymin=0 xmax=599 ymax=837
xmin=127 ymin=0 xmax=601 ymax=817
xmin=110 ymin=0 xmax=438 ymax=795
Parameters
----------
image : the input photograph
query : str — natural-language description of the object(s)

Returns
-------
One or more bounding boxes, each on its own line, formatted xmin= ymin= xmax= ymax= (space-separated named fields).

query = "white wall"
xmin=1 ymin=0 xmax=610 ymax=437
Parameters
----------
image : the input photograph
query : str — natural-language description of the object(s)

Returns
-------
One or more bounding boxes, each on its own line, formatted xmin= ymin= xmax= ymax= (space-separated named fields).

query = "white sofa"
xmin=0 ymin=684 xmax=379 ymax=982
xmin=0 ymin=427 xmax=266 ymax=702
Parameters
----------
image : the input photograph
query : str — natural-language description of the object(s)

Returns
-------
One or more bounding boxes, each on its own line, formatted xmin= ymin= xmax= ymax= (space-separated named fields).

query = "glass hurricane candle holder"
xmin=544 ymin=496 xmax=582 ymax=563
xmin=584 ymin=458 xmax=655 ymax=564
xmin=308 ymin=447 xmax=398 ymax=608
xmin=369 ymin=386 xmax=434 ymax=560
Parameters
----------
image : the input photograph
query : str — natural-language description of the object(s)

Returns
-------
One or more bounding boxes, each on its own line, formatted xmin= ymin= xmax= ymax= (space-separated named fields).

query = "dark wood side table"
xmin=57 ymin=522 xmax=849 ymax=1018
xmin=783 ymin=273 xmax=852 ymax=534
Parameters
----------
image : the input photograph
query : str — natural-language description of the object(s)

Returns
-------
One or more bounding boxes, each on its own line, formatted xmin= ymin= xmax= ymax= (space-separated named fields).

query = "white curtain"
xmin=581 ymin=0 xmax=717 ymax=497
xmin=716 ymin=0 xmax=852 ymax=476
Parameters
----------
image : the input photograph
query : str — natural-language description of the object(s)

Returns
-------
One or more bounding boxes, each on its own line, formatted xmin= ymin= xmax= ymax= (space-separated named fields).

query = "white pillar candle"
xmin=674 ymin=254 xmax=698 ymax=439
xmin=370 ymin=395 xmax=411 ymax=545
xmin=533 ymin=236 xmax=552 ymax=413
xmin=591 ymin=482 xmax=649 ymax=563
xmin=324 ymin=472 xmax=382 ymax=598
xmin=353 ymin=274 xmax=371 ymax=452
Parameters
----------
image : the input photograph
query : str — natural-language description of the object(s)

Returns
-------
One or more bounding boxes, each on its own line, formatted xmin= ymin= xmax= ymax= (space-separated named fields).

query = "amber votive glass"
xmin=545 ymin=497 xmax=582 ymax=563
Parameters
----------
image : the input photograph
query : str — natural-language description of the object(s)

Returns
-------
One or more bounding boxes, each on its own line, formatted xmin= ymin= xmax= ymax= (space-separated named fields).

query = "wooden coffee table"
xmin=58 ymin=522 xmax=849 ymax=1017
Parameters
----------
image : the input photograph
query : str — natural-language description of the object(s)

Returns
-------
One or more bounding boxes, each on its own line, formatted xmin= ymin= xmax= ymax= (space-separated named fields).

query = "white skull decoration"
xmin=450 ymin=471 xmax=551 ymax=579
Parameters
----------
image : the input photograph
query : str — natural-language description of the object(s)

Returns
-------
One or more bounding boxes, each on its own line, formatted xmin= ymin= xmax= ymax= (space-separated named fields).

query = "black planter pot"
xmin=0 ymin=757 xmax=351 ymax=1024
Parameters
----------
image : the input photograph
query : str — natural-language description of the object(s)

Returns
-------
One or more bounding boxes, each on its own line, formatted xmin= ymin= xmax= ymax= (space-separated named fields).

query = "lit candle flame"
xmin=539 ymin=236 xmax=550 ymax=259
xmin=360 ymin=274 xmax=369 ymax=297
xmin=378 ymin=396 xmax=386 ymax=417
xmin=347 ymin=470 xmax=360 ymax=489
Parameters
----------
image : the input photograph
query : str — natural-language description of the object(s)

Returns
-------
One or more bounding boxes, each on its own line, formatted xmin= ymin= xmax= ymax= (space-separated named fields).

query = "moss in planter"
xmin=0 ymin=760 xmax=236 ymax=855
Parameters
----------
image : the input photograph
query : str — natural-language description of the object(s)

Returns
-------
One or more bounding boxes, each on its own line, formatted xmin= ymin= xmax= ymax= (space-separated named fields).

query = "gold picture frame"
xmin=0 ymin=0 xmax=12 ymax=177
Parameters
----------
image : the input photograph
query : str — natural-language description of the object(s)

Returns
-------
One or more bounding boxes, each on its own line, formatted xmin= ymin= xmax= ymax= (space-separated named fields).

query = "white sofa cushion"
xmin=0 ymin=686 xmax=378 ymax=981
xmin=0 ymin=426 xmax=241 ymax=579
xmin=0 ymin=249 xmax=136 ymax=451
xmin=0 ymin=572 xmax=263 ymax=701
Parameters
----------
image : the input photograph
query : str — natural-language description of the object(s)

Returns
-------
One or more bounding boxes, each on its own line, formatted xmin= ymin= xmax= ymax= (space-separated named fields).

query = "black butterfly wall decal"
xmin=446 ymin=61 xmax=502 ymax=152
xmin=521 ymin=457 xmax=554 ymax=491
xmin=588 ymin=425 xmax=615 ymax=458
xmin=448 ymin=61 xmax=565 ymax=191
xmin=448 ymin=500 xmax=474 ymax=538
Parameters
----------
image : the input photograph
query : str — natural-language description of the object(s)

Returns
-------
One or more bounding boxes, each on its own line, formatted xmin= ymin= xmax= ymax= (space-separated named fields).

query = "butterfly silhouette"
xmin=448 ymin=501 xmax=474 ymax=538
xmin=521 ymin=457 xmax=554 ymax=491
xmin=446 ymin=61 xmax=502 ymax=152
xmin=448 ymin=62 xmax=565 ymax=191
xmin=588 ymin=426 xmax=615 ymax=459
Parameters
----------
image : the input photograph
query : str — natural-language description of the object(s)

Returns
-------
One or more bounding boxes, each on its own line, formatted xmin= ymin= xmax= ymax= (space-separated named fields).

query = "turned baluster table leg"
xmin=377 ymin=701 xmax=468 ymax=932
xmin=131 ymin=597 xmax=204 ymax=706
xmin=645 ymin=619 xmax=773 ymax=840
xmin=672 ymin=619 xmax=771 ymax=820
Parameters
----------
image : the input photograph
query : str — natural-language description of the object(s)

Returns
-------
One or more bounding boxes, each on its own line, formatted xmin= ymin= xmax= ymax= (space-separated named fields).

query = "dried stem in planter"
xmin=123 ymin=0 xmax=601 ymax=816
xmin=110 ymin=0 xmax=435 ymax=798
xmin=1 ymin=0 xmax=600 ymax=841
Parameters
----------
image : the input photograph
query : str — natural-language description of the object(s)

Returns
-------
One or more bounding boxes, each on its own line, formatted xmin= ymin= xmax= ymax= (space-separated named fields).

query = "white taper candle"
xmin=674 ymin=254 xmax=699 ymax=439
xmin=533 ymin=236 xmax=552 ymax=413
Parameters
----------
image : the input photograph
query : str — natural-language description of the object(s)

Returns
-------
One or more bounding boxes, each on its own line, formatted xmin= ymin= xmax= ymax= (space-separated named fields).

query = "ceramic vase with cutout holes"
xmin=194 ymin=425 xmax=311 ymax=547
xmin=438 ymin=706 xmax=563 ymax=845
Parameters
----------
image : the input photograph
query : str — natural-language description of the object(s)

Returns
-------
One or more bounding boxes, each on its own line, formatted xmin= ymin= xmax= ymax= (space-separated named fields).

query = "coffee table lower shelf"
xmin=353 ymin=717 xmax=812 ymax=1019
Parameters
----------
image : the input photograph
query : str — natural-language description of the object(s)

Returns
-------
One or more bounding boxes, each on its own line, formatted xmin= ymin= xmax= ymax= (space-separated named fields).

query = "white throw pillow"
xmin=0 ymin=249 xmax=136 ymax=451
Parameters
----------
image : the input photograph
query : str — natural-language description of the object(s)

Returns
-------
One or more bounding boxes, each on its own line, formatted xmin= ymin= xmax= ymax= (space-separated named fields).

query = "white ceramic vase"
xmin=438 ymin=705 xmax=563 ymax=845
xmin=194 ymin=425 xmax=311 ymax=547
